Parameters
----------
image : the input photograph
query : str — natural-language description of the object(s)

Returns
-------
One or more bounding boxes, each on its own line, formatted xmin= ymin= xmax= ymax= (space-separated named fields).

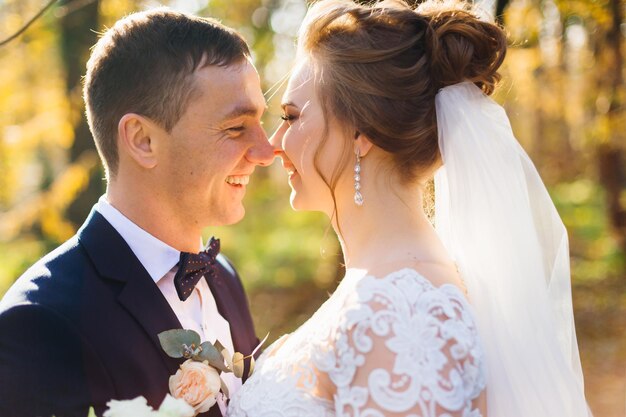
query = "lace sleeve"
xmin=316 ymin=270 xmax=486 ymax=417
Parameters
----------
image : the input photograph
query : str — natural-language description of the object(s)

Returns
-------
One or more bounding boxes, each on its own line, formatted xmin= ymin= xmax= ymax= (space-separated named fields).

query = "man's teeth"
xmin=226 ymin=175 xmax=250 ymax=185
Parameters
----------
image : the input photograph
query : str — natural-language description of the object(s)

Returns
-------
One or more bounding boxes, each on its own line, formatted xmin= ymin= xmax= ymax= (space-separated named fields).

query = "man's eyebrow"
xmin=221 ymin=105 xmax=263 ymax=121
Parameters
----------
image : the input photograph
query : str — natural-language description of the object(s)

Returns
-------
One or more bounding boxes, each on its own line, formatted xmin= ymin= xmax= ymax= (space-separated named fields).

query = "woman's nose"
xmin=269 ymin=128 xmax=284 ymax=151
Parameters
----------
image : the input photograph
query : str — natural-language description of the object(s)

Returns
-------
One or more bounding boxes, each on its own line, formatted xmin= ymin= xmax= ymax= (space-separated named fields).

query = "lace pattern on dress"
xmin=315 ymin=268 xmax=486 ymax=417
xmin=227 ymin=268 xmax=486 ymax=417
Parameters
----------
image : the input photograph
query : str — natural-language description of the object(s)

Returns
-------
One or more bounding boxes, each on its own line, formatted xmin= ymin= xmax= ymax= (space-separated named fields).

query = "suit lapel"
xmin=117 ymin=271 xmax=183 ymax=375
xmin=205 ymin=272 xmax=248 ymax=356
xmin=204 ymin=266 xmax=257 ymax=384
xmin=78 ymin=209 xmax=182 ymax=375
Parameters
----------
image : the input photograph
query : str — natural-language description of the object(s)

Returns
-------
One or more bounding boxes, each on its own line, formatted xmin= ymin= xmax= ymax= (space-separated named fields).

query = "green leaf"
xmin=158 ymin=329 xmax=201 ymax=359
xmin=214 ymin=340 xmax=233 ymax=371
xmin=86 ymin=407 xmax=97 ymax=417
xmin=232 ymin=352 xmax=245 ymax=378
xmin=213 ymin=339 xmax=226 ymax=353
xmin=220 ymin=376 xmax=230 ymax=399
xmin=195 ymin=341 xmax=229 ymax=372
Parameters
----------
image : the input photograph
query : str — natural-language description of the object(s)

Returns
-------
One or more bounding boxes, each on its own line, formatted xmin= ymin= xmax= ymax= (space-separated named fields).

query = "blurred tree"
xmin=495 ymin=0 xmax=510 ymax=24
xmin=0 ymin=0 xmax=58 ymax=48
xmin=549 ymin=0 xmax=626 ymax=255
xmin=596 ymin=0 xmax=626 ymax=255
xmin=57 ymin=0 xmax=106 ymax=227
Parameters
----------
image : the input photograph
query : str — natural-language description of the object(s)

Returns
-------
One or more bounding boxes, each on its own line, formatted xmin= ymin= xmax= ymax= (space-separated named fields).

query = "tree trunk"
xmin=597 ymin=0 xmax=626 ymax=255
xmin=495 ymin=0 xmax=510 ymax=25
xmin=598 ymin=146 xmax=626 ymax=252
xmin=58 ymin=0 xmax=104 ymax=228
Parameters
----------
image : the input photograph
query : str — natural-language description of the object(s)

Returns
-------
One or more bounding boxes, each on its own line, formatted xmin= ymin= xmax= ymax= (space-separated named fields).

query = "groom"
xmin=0 ymin=9 xmax=272 ymax=417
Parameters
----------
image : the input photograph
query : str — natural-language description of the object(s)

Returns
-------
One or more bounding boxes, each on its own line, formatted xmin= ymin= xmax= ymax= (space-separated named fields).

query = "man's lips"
xmin=225 ymin=174 xmax=250 ymax=185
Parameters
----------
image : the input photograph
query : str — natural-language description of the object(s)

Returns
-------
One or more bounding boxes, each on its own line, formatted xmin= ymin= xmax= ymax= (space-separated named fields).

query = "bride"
xmin=228 ymin=0 xmax=592 ymax=416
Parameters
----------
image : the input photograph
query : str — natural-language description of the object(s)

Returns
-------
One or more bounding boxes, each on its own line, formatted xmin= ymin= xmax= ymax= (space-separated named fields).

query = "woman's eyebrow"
xmin=281 ymin=101 xmax=298 ymax=110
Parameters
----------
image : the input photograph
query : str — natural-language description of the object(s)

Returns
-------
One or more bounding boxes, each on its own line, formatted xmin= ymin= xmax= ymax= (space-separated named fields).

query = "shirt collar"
xmin=95 ymin=195 xmax=181 ymax=283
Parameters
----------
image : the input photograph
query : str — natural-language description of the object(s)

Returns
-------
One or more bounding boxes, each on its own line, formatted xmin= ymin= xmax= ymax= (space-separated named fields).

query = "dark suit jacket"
xmin=0 ymin=209 xmax=259 ymax=417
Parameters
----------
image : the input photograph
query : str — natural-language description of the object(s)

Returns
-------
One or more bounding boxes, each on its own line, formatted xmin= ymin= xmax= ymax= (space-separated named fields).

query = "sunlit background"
xmin=0 ymin=0 xmax=624 ymax=415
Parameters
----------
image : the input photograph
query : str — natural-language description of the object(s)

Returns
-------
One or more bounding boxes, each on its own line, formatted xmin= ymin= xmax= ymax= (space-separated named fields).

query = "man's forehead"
xmin=194 ymin=59 xmax=253 ymax=87
xmin=192 ymin=60 xmax=265 ymax=118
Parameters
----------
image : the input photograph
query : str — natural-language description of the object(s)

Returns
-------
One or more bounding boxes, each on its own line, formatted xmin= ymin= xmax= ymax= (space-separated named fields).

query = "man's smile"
xmin=225 ymin=175 xmax=250 ymax=186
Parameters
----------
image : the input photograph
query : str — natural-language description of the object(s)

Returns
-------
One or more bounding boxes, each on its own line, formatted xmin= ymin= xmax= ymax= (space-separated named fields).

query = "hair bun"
xmin=417 ymin=0 xmax=507 ymax=94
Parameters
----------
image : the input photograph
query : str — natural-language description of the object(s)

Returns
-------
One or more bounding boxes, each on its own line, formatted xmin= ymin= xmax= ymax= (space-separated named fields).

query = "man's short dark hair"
xmin=83 ymin=9 xmax=251 ymax=178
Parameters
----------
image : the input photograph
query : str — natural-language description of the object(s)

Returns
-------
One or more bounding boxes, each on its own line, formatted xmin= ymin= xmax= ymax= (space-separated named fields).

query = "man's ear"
xmin=117 ymin=113 xmax=158 ymax=169
xmin=354 ymin=132 xmax=374 ymax=157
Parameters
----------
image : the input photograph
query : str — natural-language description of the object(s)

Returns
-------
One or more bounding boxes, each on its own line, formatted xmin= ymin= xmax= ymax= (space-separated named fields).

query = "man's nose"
xmin=248 ymin=126 xmax=275 ymax=166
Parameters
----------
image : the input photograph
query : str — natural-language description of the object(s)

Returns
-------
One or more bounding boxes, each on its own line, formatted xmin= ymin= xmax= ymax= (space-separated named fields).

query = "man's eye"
xmin=227 ymin=125 xmax=245 ymax=132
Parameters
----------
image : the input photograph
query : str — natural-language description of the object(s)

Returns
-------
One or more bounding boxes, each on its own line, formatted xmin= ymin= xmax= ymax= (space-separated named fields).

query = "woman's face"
xmin=269 ymin=62 xmax=350 ymax=215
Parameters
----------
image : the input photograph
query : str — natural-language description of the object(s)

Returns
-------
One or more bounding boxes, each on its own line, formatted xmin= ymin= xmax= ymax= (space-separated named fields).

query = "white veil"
xmin=433 ymin=82 xmax=592 ymax=416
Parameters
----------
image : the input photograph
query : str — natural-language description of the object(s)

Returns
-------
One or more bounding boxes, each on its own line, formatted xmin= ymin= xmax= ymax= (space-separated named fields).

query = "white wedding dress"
xmin=227 ymin=267 xmax=486 ymax=417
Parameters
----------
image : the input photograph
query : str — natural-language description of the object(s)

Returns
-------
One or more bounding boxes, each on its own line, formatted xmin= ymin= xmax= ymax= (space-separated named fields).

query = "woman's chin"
xmin=289 ymin=193 xmax=333 ymax=215
xmin=289 ymin=192 xmax=303 ymax=211
xmin=290 ymin=191 xmax=314 ymax=212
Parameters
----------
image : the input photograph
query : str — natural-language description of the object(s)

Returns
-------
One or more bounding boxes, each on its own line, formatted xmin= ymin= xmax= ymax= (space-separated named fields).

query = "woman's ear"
xmin=117 ymin=113 xmax=158 ymax=169
xmin=354 ymin=131 xmax=374 ymax=157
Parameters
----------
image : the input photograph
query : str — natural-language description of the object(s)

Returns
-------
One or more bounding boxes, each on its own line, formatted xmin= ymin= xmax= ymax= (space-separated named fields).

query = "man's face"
xmin=154 ymin=59 xmax=273 ymax=228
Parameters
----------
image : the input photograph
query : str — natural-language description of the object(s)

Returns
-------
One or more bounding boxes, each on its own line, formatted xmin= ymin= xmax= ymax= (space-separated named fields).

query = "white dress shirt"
xmin=95 ymin=196 xmax=241 ymax=411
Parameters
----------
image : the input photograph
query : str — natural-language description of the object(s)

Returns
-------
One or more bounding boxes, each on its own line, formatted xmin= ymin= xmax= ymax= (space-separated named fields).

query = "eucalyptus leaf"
xmin=232 ymin=352 xmax=245 ymax=378
xmin=220 ymin=377 xmax=230 ymax=399
xmin=196 ymin=341 xmax=229 ymax=372
xmin=158 ymin=329 xmax=201 ymax=359
xmin=213 ymin=339 xmax=226 ymax=353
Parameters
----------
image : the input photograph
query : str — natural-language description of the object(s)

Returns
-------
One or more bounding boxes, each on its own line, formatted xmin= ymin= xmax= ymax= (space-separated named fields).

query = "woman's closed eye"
xmin=280 ymin=113 xmax=297 ymax=125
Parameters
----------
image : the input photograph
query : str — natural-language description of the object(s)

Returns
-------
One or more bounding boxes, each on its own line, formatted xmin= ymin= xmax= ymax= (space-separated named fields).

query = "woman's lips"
xmin=285 ymin=166 xmax=298 ymax=181
xmin=279 ymin=155 xmax=298 ymax=181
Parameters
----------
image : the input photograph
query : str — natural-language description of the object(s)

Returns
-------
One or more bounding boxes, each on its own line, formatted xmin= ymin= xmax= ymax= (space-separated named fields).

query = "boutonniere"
xmin=92 ymin=330 xmax=267 ymax=417
xmin=158 ymin=329 xmax=267 ymax=415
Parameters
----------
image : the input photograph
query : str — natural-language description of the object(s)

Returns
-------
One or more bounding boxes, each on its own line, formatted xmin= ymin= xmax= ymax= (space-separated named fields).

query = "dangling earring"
xmin=354 ymin=148 xmax=364 ymax=206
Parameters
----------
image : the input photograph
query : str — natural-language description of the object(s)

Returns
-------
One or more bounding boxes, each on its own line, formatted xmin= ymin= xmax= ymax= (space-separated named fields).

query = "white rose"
xmin=103 ymin=396 xmax=156 ymax=417
xmin=158 ymin=394 xmax=195 ymax=417
xmin=169 ymin=359 xmax=222 ymax=414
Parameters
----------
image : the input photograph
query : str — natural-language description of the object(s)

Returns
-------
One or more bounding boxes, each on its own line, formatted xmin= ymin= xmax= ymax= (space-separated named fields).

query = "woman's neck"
xmin=332 ymin=184 xmax=442 ymax=272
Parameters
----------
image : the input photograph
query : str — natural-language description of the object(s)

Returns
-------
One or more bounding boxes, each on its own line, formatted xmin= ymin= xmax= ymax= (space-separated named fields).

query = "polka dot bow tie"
xmin=173 ymin=237 xmax=220 ymax=301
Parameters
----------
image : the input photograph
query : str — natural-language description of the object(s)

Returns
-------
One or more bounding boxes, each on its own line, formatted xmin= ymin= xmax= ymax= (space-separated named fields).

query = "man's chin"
xmin=213 ymin=206 xmax=246 ymax=226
